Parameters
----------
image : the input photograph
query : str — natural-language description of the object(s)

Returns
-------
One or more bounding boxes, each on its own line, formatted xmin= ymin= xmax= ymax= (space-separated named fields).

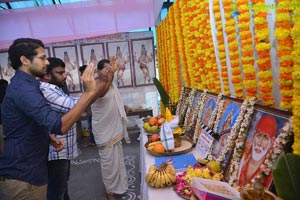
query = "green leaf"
xmin=272 ymin=153 xmax=300 ymax=200
xmin=152 ymin=77 xmax=170 ymax=106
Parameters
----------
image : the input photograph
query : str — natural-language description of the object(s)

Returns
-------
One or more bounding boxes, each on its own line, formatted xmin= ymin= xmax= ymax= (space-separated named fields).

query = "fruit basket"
xmin=145 ymin=139 xmax=193 ymax=157
xmin=143 ymin=127 xmax=161 ymax=134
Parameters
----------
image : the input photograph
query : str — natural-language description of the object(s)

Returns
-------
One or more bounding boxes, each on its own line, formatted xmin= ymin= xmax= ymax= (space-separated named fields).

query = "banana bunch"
xmin=146 ymin=141 xmax=162 ymax=151
xmin=145 ymin=162 xmax=176 ymax=188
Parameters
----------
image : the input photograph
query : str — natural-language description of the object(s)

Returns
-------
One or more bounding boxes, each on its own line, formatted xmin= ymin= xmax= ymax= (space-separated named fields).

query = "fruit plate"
xmin=145 ymin=139 xmax=193 ymax=157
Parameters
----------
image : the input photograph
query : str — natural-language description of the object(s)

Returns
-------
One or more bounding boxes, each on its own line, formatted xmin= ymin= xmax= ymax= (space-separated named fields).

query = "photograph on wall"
xmin=131 ymin=38 xmax=155 ymax=86
xmin=210 ymin=98 xmax=242 ymax=168
xmin=53 ymin=45 xmax=81 ymax=93
xmin=235 ymin=110 xmax=290 ymax=188
xmin=80 ymin=43 xmax=105 ymax=67
xmin=107 ymin=41 xmax=133 ymax=87
xmin=0 ymin=51 xmax=15 ymax=82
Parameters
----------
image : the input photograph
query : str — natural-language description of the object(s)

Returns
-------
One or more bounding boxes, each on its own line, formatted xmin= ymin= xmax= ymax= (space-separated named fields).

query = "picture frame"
xmin=53 ymin=45 xmax=81 ymax=93
xmin=107 ymin=41 xmax=133 ymax=88
xmin=0 ymin=51 xmax=14 ymax=82
xmin=199 ymin=93 xmax=218 ymax=127
xmin=80 ymin=43 xmax=105 ymax=67
xmin=131 ymin=38 xmax=155 ymax=86
xmin=234 ymin=107 xmax=291 ymax=189
xmin=210 ymin=97 xmax=243 ymax=170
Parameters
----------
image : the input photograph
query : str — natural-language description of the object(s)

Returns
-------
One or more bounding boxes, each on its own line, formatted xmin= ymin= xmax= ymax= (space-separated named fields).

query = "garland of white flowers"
xmin=176 ymin=87 xmax=185 ymax=116
xmin=183 ymin=88 xmax=197 ymax=125
xmin=192 ymin=90 xmax=208 ymax=142
xmin=213 ymin=97 xmax=225 ymax=133
xmin=251 ymin=119 xmax=293 ymax=185
xmin=216 ymin=100 xmax=249 ymax=163
xmin=208 ymin=93 xmax=223 ymax=129
xmin=228 ymin=97 xmax=256 ymax=186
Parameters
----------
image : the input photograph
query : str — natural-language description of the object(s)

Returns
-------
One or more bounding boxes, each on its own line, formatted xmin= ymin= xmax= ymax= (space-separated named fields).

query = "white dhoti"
xmin=98 ymin=141 xmax=128 ymax=194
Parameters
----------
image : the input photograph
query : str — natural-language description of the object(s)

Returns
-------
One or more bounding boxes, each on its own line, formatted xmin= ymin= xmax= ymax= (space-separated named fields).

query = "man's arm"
xmin=60 ymin=64 xmax=96 ymax=134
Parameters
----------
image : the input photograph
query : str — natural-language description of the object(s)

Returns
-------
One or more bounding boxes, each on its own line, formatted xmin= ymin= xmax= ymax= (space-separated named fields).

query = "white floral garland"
xmin=208 ymin=93 xmax=223 ymax=129
xmin=183 ymin=88 xmax=197 ymax=126
xmin=216 ymin=99 xmax=248 ymax=163
xmin=213 ymin=97 xmax=225 ymax=133
xmin=228 ymin=97 xmax=256 ymax=186
xmin=250 ymin=119 xmax=293 ymax=185
xmin=176 ymin=87 xmax=185 ymax=116
xmin=192 ymin=90 xmax=208 ymax=142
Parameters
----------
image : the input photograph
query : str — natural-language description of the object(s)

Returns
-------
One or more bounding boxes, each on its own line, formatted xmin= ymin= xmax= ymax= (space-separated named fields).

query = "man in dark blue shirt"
xmin=0 ymin=38 xmax=102 ymax=200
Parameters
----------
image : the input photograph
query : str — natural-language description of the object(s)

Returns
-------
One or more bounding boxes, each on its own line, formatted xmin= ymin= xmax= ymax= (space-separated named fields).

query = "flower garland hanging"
xmin=213 ymin=98 xmax=225 ymax=133
xmin=238 ymin=0 xmax=257 ymax=99
xmin=228 ymin=97 xmax=256 ymax=186
xmin=213 ymin=0 xmax=230 ymax=96
xmin=208 ymin=93 xmax=223 ymax=129
xmin=223 ymin=0 xmax=244 ymax=99
xmin=183 ymin=88 xmax=197 ymax=126
xmin=193 ymin=90 xmax=208 ymax=142
xmin=251 ymin=0 xmax=275 ymax=107
xmin=176 ymin=87 xmax=185 ymax=116
xmin=291 ymin=1 xmax=300 ymax=155
xmin=216 ymin=100 xmax=249 ymax=163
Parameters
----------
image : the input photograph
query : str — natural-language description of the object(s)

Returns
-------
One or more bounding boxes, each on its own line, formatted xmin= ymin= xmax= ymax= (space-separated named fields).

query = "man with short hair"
xmin=39 ymin=57 xmax=80 ymax=200
xmin=0 ymin=38 xmax=98 ymax=200
xmin=238 ymin=115 xmax=277 ymax=187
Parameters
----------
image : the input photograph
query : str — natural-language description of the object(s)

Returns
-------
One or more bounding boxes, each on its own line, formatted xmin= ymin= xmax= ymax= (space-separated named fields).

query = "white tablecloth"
xmin=138 ymin=120 xmax=197 ymax=200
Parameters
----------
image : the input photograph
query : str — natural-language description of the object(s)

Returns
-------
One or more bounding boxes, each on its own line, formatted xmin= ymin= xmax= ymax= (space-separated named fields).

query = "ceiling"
xmin=0 ymin=0 xmax=175 ymax=50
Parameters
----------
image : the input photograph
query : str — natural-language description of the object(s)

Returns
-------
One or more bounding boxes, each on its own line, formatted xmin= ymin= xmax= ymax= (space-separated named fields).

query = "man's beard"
xmin=252 ymin=143 xmax=270 ymax=161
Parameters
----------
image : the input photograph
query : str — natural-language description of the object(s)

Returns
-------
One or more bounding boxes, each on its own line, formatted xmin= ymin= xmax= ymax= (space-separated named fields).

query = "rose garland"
xmin=291 ymin=1 xmax=300 ymax=155
xmin=223 ymin=0 xmax=244 ymax=99
xmin=213 ymin=0 xmax=230 ymax=95
xmin=258 ymin=119 xmax=293 ymax=183
xmin=208 ymin=93 xmax=223 ymax=129
xmin=228 ymin=97 xmax=256 ymax=186
xmin=251 ymin=0 xmax=275 ymax=106
xmin=238 ymin=0 xmax=257 ymax=98
xmin=275 ymin=0 xmax=294 ymax=110
xmin=216 ymin=100 xmax=249 ymax=163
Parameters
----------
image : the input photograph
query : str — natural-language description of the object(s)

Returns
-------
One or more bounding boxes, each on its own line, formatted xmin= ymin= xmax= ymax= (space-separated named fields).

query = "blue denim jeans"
xmin=47 ymin=159 xmax=70 ymax=200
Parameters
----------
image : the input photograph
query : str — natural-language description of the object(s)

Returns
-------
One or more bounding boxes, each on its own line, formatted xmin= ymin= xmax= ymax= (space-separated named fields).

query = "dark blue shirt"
xmin=0 ymin=70 xmax=62 ymax=185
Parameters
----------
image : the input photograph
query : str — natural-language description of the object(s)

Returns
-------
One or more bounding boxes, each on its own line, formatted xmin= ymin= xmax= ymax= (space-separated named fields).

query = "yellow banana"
xmin=165 ymin=163 xmax=176 ymax=176
xmin=149 ymin=170 xmax=159 ymax=187
xmin=145 ymin=165 xmax=156 ymax=184
xmin=172 ymin=127 xmax=183 ymax=135
xmin=154 ymin=171 xmax=162 ymax=188
xmin=161 ymin=169 xmax=172 ymax=187
xmin=165 ymin=171 xmax=176 ymax=184
xmin=147 ymin=141 xmax=162 ymax=147
xmin=166 ymin=107 xmax=173 ymax=122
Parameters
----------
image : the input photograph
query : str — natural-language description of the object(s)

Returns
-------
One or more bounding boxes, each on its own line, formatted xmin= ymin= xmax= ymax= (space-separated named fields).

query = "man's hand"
xmin=49 ymin=134 xmax=64 ymax=152
xmin=97 ymin=66 xmax=114 ymax=82
xmin=81 ymin=63 xmax=96 ymax=96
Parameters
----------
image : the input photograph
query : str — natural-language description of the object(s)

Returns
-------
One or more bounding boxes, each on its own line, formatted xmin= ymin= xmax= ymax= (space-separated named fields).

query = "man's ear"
xmin=20 ymin=55 xmax=30 ymax=66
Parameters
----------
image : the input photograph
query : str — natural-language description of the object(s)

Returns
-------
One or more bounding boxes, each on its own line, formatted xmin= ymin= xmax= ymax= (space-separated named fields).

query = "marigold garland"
xmin=251 ymin=0 xmax=275 ymax=107
xmin=291 ymin=1 xmax=300 ymax=155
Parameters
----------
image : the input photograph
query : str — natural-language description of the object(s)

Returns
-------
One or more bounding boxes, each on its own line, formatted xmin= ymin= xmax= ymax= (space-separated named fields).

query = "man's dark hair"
xmin=8 ymin=38 xmax=45 ymax=70
xmin=46 ymin=57 xmax=65 ymax=74
xmin=97 ymin=59 xmax=110 ymax=70
xmin=79 ymin=65 xmax=87 ymax=75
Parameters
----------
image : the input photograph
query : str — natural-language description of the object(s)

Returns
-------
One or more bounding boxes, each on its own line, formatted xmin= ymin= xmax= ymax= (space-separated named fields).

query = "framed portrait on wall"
xmin=233 ymin=108 xmax=291 ymax=189
xmin=0 ymin=51 xmax=15 ymax=82
xmin=199 ymin=93 xmax=218 ymax=127
xmin=131 ymin=38 xmax=155 ymax=86
xmin=53 ymin=45 xmax=81 ymax=93
xmin=107 ymin=41 xmax=133 ymax=88
xmin=80 ymin=43 xmax=105 ymax=66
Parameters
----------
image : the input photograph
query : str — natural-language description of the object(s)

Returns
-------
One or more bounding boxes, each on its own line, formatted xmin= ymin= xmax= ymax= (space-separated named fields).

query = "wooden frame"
xmin=234 ymin=107 xmax=291 ymax=188
xmin=53 ymin=45 xmax=81 ymax=93
xmin=106 ymin=41 xmax=133 ymax=88
xmin=131 ymin=38 xmax=155 ymax=86
xmin=80 ymin=43 xmax=105 ymax=66
xmin=0 ymin=51 xmax=14 ymax=82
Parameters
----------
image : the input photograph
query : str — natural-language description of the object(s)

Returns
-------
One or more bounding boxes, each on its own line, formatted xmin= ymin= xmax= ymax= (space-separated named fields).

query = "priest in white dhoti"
xmin=91 ymin=59 xmax=130 ymax=200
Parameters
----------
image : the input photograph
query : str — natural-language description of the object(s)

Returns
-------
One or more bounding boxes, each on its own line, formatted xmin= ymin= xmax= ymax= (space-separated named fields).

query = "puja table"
xmin=139 ymin=121 xmax=197 ymax=200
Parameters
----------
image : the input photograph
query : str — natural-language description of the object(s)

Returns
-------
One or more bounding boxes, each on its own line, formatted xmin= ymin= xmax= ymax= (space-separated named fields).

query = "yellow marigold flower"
xmin=275 ymin=28 xmax=290 ymax=40
xmin=256 ymin=43 xmax=271 ymax=51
